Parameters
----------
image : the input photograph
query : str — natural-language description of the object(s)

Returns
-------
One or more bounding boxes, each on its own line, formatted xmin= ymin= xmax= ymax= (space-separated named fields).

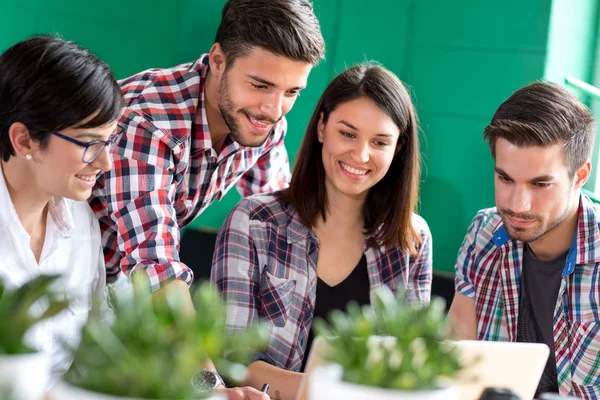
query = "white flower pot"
xmin=0 ymin=352 xmax=50 ymax=400
xmin=51 ymin=381 xmax=227 ymax=400
xmin=309 ymin=365 xmax=459 ymax=400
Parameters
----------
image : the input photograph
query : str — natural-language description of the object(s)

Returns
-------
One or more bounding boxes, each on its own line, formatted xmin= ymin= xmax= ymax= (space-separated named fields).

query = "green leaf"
xmin=0 ymin=275 xmax=69 ymax=355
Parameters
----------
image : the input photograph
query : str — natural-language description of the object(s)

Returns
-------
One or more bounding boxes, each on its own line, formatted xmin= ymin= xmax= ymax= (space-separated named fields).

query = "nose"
xmin=509 ymin=185 xmax=531 ymax=213
xmin=259 ymin=92 xmax=284 ymax=120
xmin=352 ymin=140 xmax=370 ymax=163
xmin=92 ymin=145 xmax=113 ymax=172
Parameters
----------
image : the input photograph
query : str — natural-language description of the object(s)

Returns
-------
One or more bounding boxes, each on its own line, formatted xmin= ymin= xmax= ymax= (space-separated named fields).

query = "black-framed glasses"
xmin=51 ymin=131 xmax=122 ymax=163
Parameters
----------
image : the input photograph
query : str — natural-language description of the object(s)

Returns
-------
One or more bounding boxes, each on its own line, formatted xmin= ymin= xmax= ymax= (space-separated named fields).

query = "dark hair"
xmin=484 ymin=81 xmax=595 ymax=175
xmin=215 ymin=0 xmax=325 ymax=66
xmin=0 ymin=35 xmax=124 ymax=162
xmin=278 ymin=64 xmax=422 ymax=255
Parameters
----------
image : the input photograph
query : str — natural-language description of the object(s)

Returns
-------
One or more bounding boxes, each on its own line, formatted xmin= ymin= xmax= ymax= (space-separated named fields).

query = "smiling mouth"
xmin=339 ymin=161 xmax=370 ymax=176
xmin=246 ymin=115 xmax=273 ymax=132
xmin=75 ymin=174 xmax=96 ymax=182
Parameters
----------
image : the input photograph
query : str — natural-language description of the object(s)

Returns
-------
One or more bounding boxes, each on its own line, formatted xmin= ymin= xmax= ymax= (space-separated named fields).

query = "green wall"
xmin=544 ymin=0 xmax=600 ymax=193
xmin=1 ymin=0 xmax=596 ymax=273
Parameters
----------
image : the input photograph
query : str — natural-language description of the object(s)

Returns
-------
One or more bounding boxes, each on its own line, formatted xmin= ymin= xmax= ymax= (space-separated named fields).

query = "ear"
xmin=574 ymin=160 xmax=592 ymax=190
xmin=8 ymin=122 xmax=36 ymax=160
xmin=209 ymin=43 xmax=227 ymax=78
xmin=317 ymin=112 xmax=325 ymax=143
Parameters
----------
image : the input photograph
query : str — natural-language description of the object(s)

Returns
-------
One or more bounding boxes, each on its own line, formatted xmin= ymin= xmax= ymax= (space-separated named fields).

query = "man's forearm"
xmin=151 ymin=278 xmax=195 ymax=315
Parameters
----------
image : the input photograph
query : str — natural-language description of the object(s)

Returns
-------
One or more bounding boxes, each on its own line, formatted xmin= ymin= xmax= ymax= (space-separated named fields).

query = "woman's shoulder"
xmin=230 ymin=193 xmax=291 ymax=225
xmin=410 ymin=213 xmax=431 ymax=238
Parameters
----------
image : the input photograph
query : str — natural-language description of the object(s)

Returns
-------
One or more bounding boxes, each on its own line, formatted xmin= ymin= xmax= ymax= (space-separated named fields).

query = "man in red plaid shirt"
xmin=90 ymin=0 xmax=323 ymax=356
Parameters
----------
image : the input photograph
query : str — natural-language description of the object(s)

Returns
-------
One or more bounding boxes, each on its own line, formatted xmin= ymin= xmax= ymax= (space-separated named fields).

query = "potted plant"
xmin=53 ymin=277 xmax=268 ymax=400
xmin=0 ymin=274 xmax=69 ymax=400
xmin=310 ymin=288 xmax=463 ymax=400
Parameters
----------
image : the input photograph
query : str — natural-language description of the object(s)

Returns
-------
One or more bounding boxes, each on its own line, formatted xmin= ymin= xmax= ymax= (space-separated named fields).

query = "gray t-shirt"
xmin=516 ymin=245 xmax=567 ymax=395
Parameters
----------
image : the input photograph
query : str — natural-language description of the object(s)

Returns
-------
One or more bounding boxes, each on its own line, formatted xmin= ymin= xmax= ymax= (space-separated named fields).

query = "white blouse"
xmin=0 ymin=165 xmax=109 ymax=388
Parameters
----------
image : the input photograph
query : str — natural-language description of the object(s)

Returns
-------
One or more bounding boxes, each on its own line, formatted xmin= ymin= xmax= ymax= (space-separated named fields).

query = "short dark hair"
xmin=215 ymin=0 xmax=325 ymax=66
xmin=484 ymin=81 xmax=595 ymax=175
xmin=0 ymin=35 xmax=124 ymax=162
xmin=278 ymin=64 xmax=423 ymax=255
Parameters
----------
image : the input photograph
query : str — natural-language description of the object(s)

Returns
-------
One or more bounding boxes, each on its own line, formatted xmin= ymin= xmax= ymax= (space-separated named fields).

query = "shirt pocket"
xmin=258 ymin=267 xmax=295 ymax=328
xmin=569 ymin=321 xmax=600 ymax=389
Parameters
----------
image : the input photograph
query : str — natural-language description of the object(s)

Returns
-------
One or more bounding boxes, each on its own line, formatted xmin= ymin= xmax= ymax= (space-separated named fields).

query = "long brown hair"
xmin=277 ymin=63 xmax=422 ymax=255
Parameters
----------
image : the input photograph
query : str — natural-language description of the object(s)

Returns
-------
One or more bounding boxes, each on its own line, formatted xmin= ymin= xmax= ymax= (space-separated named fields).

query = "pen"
xmin=261 ymin=383 xmax=270 ymax=393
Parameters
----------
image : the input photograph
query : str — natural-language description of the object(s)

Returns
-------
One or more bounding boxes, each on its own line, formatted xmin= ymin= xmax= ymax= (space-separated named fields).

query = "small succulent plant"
xmin=313 ymin=288 xmax=462 ymax=391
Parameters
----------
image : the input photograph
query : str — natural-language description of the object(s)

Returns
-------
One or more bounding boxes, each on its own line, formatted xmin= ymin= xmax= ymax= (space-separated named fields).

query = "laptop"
xmin=450 ymin=340 xmax=550 ymax=400
xmin=297 ymin=337 xmax=550 ymax=400
xmin=296 ymin=337 xmax=329 ymax=400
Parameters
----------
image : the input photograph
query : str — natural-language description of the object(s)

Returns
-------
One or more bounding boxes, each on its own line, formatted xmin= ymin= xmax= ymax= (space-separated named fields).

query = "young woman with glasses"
xmin=0 ymin=35 xmax=124 ymax=388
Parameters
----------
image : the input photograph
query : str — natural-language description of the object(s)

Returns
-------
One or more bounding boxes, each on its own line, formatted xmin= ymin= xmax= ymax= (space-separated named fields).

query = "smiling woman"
xmin=211 ymin=63 xmax=433 ymax=400
xmin=0 ymin=35 xmax=123 ymax=390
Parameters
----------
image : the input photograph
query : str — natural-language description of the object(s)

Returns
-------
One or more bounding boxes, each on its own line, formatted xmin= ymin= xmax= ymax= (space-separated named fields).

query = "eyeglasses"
xmin=51 ymin=130 xmax=123 ymax=163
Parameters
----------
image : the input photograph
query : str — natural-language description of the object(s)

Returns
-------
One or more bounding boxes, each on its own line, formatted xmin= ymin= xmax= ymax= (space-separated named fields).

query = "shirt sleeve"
xmin=235 ymin=121 xmax=291 ymax=197
xmin=406 ymin=215 xmax=433 ymax=306
xmin=92 ymin=116 xmax=193 ymax=293
xmin=454 ymin=213 xmax=484 ymax=299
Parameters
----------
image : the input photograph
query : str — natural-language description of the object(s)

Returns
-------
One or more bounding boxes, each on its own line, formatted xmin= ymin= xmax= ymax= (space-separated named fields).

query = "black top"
xmin=516 ymin=244 xmax=567 ymax=396
xmin=300 ymin=254 xmax=371 ymax=372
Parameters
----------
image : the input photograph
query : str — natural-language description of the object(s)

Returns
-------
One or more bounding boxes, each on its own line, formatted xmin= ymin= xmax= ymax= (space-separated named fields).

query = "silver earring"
xmin=25 ymin=154 xmax=32 ymax=160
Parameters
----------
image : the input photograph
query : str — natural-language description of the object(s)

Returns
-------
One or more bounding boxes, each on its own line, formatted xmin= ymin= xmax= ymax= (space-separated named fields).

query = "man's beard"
xmin=499 ymin=191 xmax=573 ymax=243
xmin=217 ymin=73 xmax=279 ymax=148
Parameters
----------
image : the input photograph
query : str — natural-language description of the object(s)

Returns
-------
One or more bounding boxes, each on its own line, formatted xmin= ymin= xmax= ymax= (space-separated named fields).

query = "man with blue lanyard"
xmin=449 ymin=82 xmax=600 ymax=398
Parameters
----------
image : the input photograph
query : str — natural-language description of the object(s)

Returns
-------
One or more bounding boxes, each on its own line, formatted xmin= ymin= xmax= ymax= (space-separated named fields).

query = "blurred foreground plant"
xmin=0 ymin=275 xmax=68 ymax=355
xmin=64 ymin=276 xmax=268 ymax=399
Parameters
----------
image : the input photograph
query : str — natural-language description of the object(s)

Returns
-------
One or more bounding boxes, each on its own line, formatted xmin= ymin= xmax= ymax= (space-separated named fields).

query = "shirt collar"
xmin=284 ymin=203 xmax=312 ymax=244
xmin=0 ymin=162 xmax=74 ymax=237
xmin=47 ymin=196 xmax=75 ymax=238
xmin=492 ymin=194 xmax=600 ymax=275
xmin=195 ymin=54 xmax=213 ymax=151
xmin=572 ymin=194 xmax=600 ymax=266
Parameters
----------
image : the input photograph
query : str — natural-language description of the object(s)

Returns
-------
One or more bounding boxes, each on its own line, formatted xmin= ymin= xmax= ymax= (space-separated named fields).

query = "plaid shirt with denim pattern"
xmin=211 ymin=194 xmax=432 ymax=371
xmin=455 ymin=195 xmax=600 ymax=398
xmin=89 ymin=54 xmax=291 ymax=291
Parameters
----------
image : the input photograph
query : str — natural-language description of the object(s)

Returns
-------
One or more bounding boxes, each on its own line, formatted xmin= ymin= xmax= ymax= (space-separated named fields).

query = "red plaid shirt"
xmin=89 ymin=54 xmax=291 ymax=291
xmin=211 ymin=194 xmax=432 ymax=371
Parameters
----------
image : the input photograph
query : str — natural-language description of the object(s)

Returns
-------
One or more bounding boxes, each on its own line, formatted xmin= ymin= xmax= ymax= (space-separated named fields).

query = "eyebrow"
xmin=75 ymin=133 xmax=105 ymax=140
xmin=495 ymin=167 xmax=555 ymax=183
xmin=246 ymin=74 xmax=306 ymax=91
xmin=338 ymin=120 xmax=394 ymax=138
